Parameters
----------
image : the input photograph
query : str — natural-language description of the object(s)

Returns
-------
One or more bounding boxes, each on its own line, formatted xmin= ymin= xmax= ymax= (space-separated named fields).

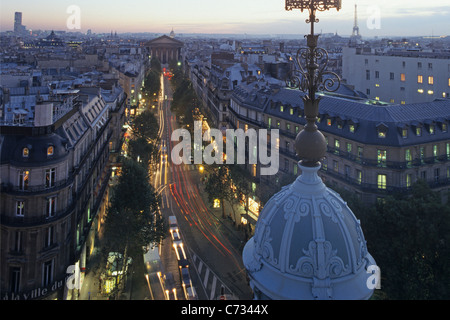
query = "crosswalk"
xmin=190 ymin=251 xmax=237 ymax=300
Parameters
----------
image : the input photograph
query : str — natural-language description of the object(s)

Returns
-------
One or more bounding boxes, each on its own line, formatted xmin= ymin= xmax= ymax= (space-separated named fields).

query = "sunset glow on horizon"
xmin=1 ymin=0 xmax=449 ymax=37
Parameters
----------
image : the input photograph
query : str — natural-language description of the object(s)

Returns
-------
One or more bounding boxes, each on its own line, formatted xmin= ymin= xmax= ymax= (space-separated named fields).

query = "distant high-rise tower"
xmin=351 ymin=4 xmax=361 ymax=38
xmin=14 ymin=12 xmax=22 ymax=33
xmin=14 ymin=12 xmax=26 ymax=35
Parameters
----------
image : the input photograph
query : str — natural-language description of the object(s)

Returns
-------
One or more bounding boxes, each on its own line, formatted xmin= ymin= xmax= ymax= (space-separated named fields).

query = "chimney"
xmin=34 ymin=102 xmax=53 ymax=127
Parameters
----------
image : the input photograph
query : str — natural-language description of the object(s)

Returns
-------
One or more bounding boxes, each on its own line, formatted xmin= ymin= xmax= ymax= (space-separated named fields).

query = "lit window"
xmin=45 ymin=168 xmax=56 ymax=189
xmin=16 ymin=201 xmax=25 ymax=216
xmin=401 ymin=101 xmax=406 ymax=105
xmin=378 ymin=130 xmax=386 ymax=138
xmin=346 ymin=143 xmax=352 ymax=153
xmin=349 ymin=124 xmax=355 ymax=133
xmin=418 ymin=75 xmax=423 ymax=84
xmin=334 ymin=139 xmax=340 ymax=152
xmin=47 ymin=146 xmax=54 ymax=156
xmin=280 ymin=105 xmax=284 ymax=112
xmin=428 ymin=90 xmax=434 ymax=95
xmin=23 ymin=148 xmax=29 ymax=157
xmin=402 ymin=128 xmax=408 ymax=138
xmin=405 ymin=149 xmax=412 ymax=167
xmin=433 ymin=145 xmax=438 ymax=157
xmin=377 ymin=150 xmax=387 ymax=167
xmin=406 ymin=174 xmax=412 ymax=188
xmin=429 ymin=125 xmax=435 ymax=135
xmin=418 ymin=89 xmax=424 ymax=94
xmin=428 ymin=76 xmax=434 ymax=85
xmin=327 ymin=119 xmax=332 ymax=126
xmin=356 ymin=170 xmax=362 ymax=184
xmin=19 ymin=170 xmax=29 ymax=191
xmin=290 ymin=108 xmax=294 ymax=115
xmin=416 ymin=127 xmax=422 ymax=136
xmin=442 ymin=123 xmax=448 ymax=132
xmin=377 ymin=174 xmax=387 ymax=190
xmin=400 ymin=73 xmax=406 ymax=82
xmin=448 ymin=78 xmax=450 ymax=87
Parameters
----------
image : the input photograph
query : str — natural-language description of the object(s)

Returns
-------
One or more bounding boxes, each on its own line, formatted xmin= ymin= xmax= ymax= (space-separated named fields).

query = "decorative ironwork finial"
xmin=285 ymin=0 xmax=342 ymax=167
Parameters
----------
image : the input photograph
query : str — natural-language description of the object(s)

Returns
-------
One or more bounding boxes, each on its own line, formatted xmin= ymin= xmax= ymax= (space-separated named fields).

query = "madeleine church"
xmin=146 ymin=33 xmax=183 ymax=65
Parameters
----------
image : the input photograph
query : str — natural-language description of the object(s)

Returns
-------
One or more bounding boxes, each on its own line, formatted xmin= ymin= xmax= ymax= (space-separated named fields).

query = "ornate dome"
xmin=243 ymin=164 xmax=376 ymax=300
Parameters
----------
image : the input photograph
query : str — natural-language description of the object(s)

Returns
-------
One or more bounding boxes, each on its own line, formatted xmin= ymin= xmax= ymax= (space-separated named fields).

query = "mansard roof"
xmin=232 ymin=83 xmax=450 ymax=147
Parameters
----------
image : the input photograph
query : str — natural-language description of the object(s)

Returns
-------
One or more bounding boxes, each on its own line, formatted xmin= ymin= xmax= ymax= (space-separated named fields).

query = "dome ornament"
xmin=285 ymin=0 xmax=342 ymax=167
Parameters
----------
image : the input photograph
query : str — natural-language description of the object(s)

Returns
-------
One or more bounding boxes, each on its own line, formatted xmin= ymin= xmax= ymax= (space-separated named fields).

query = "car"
xmin=162 ymin=272 xmax=177 ymax=300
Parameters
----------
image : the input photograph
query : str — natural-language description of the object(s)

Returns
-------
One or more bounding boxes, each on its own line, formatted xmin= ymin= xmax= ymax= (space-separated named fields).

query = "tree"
xmin=344 ymin=180 xmax=450 ymax=300
xmin=229 ymin=165 xmax=253 ymax=233
xmin=131 ymin=109 xmax=159 ymax=141
xmin=205 ymin=165 xmax=233 ymax=219
xmin=102 ymin=159 xmax=167 ymax=294
xmin=128 ymin=137 xmax=159 ymax=170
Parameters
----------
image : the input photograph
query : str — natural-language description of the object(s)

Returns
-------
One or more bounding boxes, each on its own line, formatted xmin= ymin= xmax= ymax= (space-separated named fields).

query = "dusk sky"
xmin=0 ymin=0 xmax=449 ymax=37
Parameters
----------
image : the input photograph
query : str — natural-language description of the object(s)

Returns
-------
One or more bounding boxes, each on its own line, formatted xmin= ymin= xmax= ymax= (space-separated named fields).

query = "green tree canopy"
xmin=352 ymin=180 xmax=450 ymax=300
xmin=103 ymin=159 xmax=167 ymax=260
xmin=131 ymin=109 xmax=159 ymax=141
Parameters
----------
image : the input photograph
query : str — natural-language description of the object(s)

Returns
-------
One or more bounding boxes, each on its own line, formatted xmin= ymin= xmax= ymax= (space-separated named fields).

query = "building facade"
xmin=342 ymin=46 xmax=450 ymax=104
xmin=0 ymin=87 xmax=117 ymax=299
xmin=229 ymin=82 xmax=450 ymax=205
xmin=146 ymin=35 xmax=184 ymax=65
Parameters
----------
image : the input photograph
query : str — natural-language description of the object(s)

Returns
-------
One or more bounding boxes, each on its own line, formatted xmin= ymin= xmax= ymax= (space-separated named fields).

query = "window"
xmin=18 ymin=170 xmax=29 ymax=191
xmin=356 ymin=170 xmax=362 ymax=184
xmin=428 ymin=76 xmax=434 ymax=85
xmin=43 ymin=260 xmax=54 ymax=287
xmin=293 ymin=163 xmax=298 ymax=175
xmin=44 ymin=226 xmax=54 ymax=248
xmin=280 ymin=105 xmax=284 ymax=112
xmin=46 ymin=196 xmax=57 ymax=218
xmin=334 ymin=139 xmax=340 ymax=154
xmin=349 ymin=124 xmax=355 ymax=133
xmin=9 ymin=267 xmax=21 ymax=293
xmin=290 ymin=108 xmax=294 ymax=115
xmin=375 ymin=71 xmax=380 ymax=79
xmin=377 ymin=150 xmax=387 ymax=167
xmin=327 ymin=118 xmax=332 ymax=126
xmin=406 ymin=174 xmax=412 ymax=188
xmin=418 ymin=75 xmax=423 ymax=84
xmin=416 ymin=127 xmax=422 ymax=136
xmin=345 ymin=165 xmax=350 ymax=178
xmin=418 ymin=62 xmax=422 ymax=69
xmin=14 ymin=231 xmax=23 ymax=252
xmin=429 ymin=125 xmax=435 ymax=134
xmin=268 ymin=117 xmax=272 ymax=128
xmin=45 ymin=168 xmax=56 ymax=189
xmin=23 ymin=148 xmax=29 ymax=157
xmin=286 ymin=123 xmax=291 ymax=131
xmin=295 ymin=126 xmax=299 ymax=134
xmin=346 ymin=143 xmax=352 ymax=153
xmin=333 ymin=160 xmax=339 ymax=172
xmin=433 ymin=145 xmax=438 ymax=158
xmin=447 ymin=143 xmax=450 ymax=157
xmin=276 ymin=121 xmax=280 ymax=128
xmin=400 ymin=73 xmax=406 ymax=82
xmin=47 ymin=146 xmax=54 ymax=156
xmin=420 ymin=147 xmax=425 ymax=163
xmin=428 ymin=63 xmax=433 ymax=70
xmin=390 ymin=73 xmax=395 ymax=80
xmin=357 ymin=147 xmax=363 ymax=161
xmin=405 ymin=149 xmax=412 ymax=167
xmin=402 ymin=128 xmax=408 ymax=138
xmin=377 ymin=174 xmax=387 ymax=190
xmin=434 ymin=168 xmax=440 ymax=183
xmin=16 ymin=201 xmax=25 ymax=216
xmin=378 ymin=130 xmax=387 ymax=138
xmin=366 ymin=70 xmax=370 ymax=80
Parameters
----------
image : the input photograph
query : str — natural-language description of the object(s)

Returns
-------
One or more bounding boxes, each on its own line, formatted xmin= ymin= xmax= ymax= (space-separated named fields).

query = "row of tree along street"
xmin=99 ymin=58 xmax=168 ymax=299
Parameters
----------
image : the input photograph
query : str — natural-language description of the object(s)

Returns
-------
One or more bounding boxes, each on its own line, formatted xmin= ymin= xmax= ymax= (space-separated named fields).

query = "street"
xmin=151 ymin=74 xmax=253 ymax=300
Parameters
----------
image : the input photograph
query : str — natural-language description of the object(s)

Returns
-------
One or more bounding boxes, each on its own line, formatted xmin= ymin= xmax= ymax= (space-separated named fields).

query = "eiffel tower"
xmin=351 ymin=4 xmax=362 ymax=41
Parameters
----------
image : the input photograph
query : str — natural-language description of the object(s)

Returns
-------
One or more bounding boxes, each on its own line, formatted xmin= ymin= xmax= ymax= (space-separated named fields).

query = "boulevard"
xmin=148 ymin=73 xmax=253 ymax=300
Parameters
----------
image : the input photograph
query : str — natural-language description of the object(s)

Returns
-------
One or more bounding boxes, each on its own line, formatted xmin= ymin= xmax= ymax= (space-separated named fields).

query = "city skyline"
xmin=1 ymin=0 xmax=449 ymax=37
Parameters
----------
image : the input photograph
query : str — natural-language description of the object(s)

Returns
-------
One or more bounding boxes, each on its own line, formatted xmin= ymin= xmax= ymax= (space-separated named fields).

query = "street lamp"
xmin=285 ymin=0 xmax=342 ymax=167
